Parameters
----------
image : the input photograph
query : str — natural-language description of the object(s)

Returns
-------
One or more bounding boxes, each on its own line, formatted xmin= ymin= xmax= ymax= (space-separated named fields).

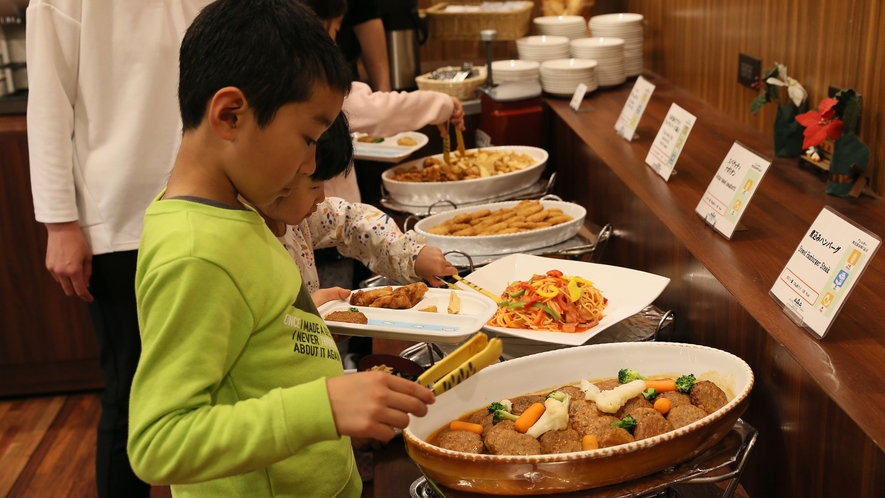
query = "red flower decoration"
xmin=796 ymin=97 xmax=843 ymax=149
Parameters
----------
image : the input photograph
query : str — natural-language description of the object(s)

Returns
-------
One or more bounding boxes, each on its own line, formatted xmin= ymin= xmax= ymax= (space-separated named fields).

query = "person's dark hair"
xmin=179 ymin=0 xmax=351 ymax=130
xmin=302 ymin=0 xmax=347 ymax=21
xmin=312 ymin=112 xmax=354 ymax=181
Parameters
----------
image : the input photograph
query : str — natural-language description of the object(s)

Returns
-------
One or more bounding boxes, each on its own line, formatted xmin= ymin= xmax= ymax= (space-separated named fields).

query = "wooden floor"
xmin=1 ymin=393 xmax=746 ymax=498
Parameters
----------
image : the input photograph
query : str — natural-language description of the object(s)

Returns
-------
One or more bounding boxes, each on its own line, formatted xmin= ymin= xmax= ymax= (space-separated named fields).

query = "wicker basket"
xmin=415 ymin=66 xmax=487 ymax=101
xmin=424 ymin=2 xmax=533 ymax=41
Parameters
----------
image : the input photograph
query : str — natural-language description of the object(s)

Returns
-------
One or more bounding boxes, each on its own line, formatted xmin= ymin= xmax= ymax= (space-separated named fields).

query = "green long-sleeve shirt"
xmin=129 ymin=195 xmax=360 ymax=497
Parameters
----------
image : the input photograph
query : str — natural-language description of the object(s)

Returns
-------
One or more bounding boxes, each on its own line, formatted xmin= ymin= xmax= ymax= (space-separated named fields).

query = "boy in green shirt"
xmin=128 ymin=1 xmax=435 ymax=496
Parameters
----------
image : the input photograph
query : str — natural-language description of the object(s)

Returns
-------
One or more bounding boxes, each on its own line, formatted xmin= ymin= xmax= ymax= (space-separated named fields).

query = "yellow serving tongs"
xmin=416 ymin=332 xmax=503 ymax=396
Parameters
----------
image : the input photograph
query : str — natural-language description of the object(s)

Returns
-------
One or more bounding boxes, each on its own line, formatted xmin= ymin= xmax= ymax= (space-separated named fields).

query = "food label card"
xmin=770 ymin=207 xmax=880 ymax=339
xmin=615 ymin=76 xmax=655 ymax=141
xmin=570 ymin=83 xmax=588 ymax=111
xmin=645 ymin=103 xmax=696 ymax=181
xmin=695 ymin=142 xmax=771 ymax=239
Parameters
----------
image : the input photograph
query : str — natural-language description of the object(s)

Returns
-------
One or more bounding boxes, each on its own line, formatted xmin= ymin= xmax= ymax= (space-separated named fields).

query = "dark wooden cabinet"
xmin=0 ymin=115 xmax=102 ymax=396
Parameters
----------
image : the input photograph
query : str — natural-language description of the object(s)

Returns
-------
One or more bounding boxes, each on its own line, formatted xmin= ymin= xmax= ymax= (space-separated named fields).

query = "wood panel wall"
xmin=624 ymin=0 xmax=885 ymax=195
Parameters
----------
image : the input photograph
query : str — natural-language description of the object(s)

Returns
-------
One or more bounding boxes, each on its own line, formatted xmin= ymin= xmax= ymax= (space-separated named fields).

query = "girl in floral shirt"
xmin=259 ymin=112 xmax=457 ymax=296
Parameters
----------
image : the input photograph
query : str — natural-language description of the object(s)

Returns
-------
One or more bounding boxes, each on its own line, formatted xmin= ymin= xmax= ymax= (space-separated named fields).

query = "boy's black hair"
xmin=312 ymin=112 xmax=354 ymax=181
xmin=302 ymin=0 xmax=347 ymax=21
xmin=179 ymin=0 xmax=351 ymax=130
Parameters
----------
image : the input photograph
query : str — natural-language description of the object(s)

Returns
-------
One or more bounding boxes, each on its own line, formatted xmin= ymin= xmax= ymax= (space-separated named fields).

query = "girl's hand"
xmin=449 ymin=97 xmax=466 ymax=131
xmin=312 ymin=286 xmax=351 ymax=307
xmin=414 ymin=246 xmax=458 ymax=286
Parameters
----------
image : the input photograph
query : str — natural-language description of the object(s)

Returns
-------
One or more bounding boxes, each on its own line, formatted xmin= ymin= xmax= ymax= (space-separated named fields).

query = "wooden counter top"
xmin=545 ymin=73 xmax=885 ymax=451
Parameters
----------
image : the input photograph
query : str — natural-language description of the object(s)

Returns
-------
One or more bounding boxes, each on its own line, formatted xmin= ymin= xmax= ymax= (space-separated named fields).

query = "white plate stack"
xmin=570 ymin=37 xmax=626 ymax=87
xmin=490 ymin=59 xmax=540 ymax=83
xmin=588 ymin=13 xmax=644 ymax=77
xmin=539 ymin=58 xmax=598 ymax=97
xmin=516 ymin=35 xmax=570 ymax=63
xmin=533 ymin=16 xmax=587 ymax=40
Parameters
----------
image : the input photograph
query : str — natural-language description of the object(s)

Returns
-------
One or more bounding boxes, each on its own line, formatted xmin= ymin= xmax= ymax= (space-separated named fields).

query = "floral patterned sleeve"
xmin=305 ymin=197 xmax=426 ymax=285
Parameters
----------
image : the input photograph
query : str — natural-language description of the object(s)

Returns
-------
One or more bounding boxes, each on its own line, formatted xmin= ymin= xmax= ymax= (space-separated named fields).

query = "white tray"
xmin=381 ymin=145 xmax=548 ymax=206
xmin=414 ymin=199 xmax=586 ymax=256
xmin=352 ymin=131 xmax=429 ymax=163
xmin=465 ymin=253 xmax=670 ymax=346
xmin=318 ymin=287 xmax=497 ymax=344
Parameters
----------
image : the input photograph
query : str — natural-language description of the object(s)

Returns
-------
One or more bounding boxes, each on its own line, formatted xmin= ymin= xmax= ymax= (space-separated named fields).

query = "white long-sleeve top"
xmin=278 ymin=197 xmax=426 ymax=293
xmin=26 ymin=0 xmax=210 ymax=254
xmin=326 ymin=81 xmax=455 ymax=202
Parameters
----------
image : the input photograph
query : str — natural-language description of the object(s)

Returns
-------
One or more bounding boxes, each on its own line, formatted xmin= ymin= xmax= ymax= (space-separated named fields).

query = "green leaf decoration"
xmin=750 ymin=93 xmax=769 ymax=115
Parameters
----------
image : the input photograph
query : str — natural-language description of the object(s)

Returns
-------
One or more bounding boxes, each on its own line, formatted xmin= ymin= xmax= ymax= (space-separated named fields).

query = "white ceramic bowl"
xmin=404 ymin=341 xmax=754 ymax=495
xmin=382 ymin=146 xmax=549 ymax=207
xmin=414 ymin=199 xmax=586 ymax=256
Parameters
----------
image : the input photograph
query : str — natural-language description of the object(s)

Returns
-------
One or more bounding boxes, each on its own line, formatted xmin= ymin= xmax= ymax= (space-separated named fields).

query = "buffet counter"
xmin=541 ymin=72 xmax=885 ymax=496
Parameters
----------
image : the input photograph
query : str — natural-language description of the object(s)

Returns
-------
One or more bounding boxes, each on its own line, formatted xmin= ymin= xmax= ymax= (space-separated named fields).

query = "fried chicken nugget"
xmin=516 ymin=203 xmax=544 ymax=217
xmin=451 ymin=213 xmax=473 ymax=224
xmin=350 ymin=286 xmax=393 ymax=306
xmin=484 ymin=221 xmax=510 ymax=234
xmin=546 ymin=215 xmax=573 ymax=226
xmin=448 ymin=223 xmax=471 ymax=232
xmin=496 ymin=227 xmax=522 ymax=235
xmin=469 ymin=209 xmax=491 ymax=221
xmin=426 ymin=225 xmax=451 ymax=235
xmin=453 ymin=227 xmax=478 ymax=236
xmin=526 ymin=210 xmax=550 ymax=223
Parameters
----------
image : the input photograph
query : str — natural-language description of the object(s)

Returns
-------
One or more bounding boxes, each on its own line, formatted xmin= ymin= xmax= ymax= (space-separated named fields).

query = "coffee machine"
xmin=379 ymin=0 xmax=427 ymax=91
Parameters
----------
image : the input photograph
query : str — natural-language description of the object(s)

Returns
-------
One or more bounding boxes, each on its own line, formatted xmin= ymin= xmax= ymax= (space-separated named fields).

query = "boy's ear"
xmin=208 ymin=87 xmax=250 ymax=141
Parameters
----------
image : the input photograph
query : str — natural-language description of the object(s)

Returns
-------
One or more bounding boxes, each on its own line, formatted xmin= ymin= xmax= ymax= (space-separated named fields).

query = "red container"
xmin=478 ymin=92 xmax=544 ymax=148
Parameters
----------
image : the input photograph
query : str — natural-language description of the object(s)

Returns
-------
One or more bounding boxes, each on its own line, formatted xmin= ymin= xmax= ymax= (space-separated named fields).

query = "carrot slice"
xmin=654 ymin=397 xmax=671 ymax=415
xmin=514 ymin=402 xmax=546 ymax=433
xmin=644 ymin=379 xmax=677 ymax=392
xmin=450 ymin=421 xmax=484 ymax=435
xmin=582 ymin=434 xmax=599 ymax=450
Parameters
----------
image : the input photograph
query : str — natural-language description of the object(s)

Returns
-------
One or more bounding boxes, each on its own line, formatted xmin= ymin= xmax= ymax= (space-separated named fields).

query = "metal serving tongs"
xmin=442 ymin=121 xmax=452 ymax=165
xmin=416 ymin=332 xmax=503 ymax=396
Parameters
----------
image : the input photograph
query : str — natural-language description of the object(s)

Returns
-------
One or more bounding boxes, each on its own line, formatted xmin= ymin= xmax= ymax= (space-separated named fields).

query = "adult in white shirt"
xmin=26 ymin=1 xmax=210 ymax=496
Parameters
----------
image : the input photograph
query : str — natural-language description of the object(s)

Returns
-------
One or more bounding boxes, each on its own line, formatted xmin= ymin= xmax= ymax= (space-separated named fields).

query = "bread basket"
xmin=415 ymin=65 xmax=487 ymax=101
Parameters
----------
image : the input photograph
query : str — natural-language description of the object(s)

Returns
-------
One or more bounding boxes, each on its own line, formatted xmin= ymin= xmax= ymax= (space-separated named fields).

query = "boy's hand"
xmin=327 ymin=371 xmax=435 ymax=442
xmin=312 ymin=286 xmax=351 ymax=307
xmin=415 ymin=246 xmax=458 ymax=287
xmin=44 ymin=221 xmax=94 ymax=302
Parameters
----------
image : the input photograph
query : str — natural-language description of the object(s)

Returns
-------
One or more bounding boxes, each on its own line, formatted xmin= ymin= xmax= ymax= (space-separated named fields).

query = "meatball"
xmin=465 ymin=410 xmax=496 ymax=437
xmin=550 ymin=385 xmax=584 ymax=400
xmin=657 ymin=390 xmax=692 ymax=409
xmin=594 ymin=378 xmax=621 ymax=391
xmin=690 ymin=381 xmax=728 ymax=414
xmin=484 ymin=420 xmax=541 ymax=455
xmin=616 ymin=396 xmax=653 ymax=419
xmin=438 ymin=429 xmax=484 ymax=454
xmin=510 ymin=395 xmax=545 ymax=415
xmin=570 ymin=400 xmax=607 ymax=436
xmin=539 ymin=428 xmax=582 ymax=454
xmin=581 ymin=415 xmax=634 ymax=448
xmin=667 ymin=404 xmax=708 ymax=429
xmin=631 ymin=408 xmax=674 ymax=440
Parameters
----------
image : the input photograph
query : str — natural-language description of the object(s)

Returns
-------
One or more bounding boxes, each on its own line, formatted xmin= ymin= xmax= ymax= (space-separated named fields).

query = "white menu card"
xmin=645 ymin=103 xmax=696 ymax=181
xmin=695 ymin=142 xmax=771 ymax=239
xmin=615 ymin=76 xmax=655 ymax=141
xmin=770 ymin=206 xmax=880 ymax=339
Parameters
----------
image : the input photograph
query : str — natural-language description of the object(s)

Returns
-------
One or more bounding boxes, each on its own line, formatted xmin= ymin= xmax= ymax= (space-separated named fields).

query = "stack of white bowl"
xmin=539 ymin=59 xmax=598 ymax=97
xmin=588 ymin=13 xmax=644 ymax=77
xmin=491 ymin=59 xmax=540 ymax=83
xmin=570 ymin=37 xmax=626 ymax=87
xmin=516 ymin=35 xmax=570 ymax=63
xmin=533 ymin=16 xmax=587 ymax=40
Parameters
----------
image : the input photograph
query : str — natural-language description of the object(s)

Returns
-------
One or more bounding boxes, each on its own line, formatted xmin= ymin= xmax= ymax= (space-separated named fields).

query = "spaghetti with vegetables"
xmin=488 ymin=270 xmax=607 ymax=333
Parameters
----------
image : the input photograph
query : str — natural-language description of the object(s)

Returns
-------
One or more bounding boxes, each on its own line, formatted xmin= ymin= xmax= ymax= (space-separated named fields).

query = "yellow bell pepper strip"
xmin=536 ymin=284 xmax=559 ymax=299
xmin=569 ymin=276 xmax=594 ymax=286
xmin=567 ymin=278 xmax=583 ymax=302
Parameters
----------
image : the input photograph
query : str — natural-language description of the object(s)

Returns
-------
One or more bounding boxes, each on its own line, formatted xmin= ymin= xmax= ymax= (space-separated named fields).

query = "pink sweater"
xmin=327 ymin=82 xmax=455 ymax=202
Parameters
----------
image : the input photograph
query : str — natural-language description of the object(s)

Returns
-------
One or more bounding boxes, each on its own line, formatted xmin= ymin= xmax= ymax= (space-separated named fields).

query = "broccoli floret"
xmin=348 ymin=307 xmax=359 ymax=312
xmin=492 ymin=410 xmax=520 ymax=425
xmin=546 ymin=391 xmax=571 ymax=412
xmin=641 ymin=388 xmax=658 ymax=401
xmin=611 ymin=414 xmax=637 ymax=434
xmin=618 ymin=368 xmax=648 ymax=384
xmin=676 ymin=374 xmax=696 ymax=393
xmin=487 ymin=401 xmax=508 ymax=414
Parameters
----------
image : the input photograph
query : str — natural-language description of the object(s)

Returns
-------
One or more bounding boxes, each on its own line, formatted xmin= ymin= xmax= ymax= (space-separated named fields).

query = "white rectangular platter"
xmin=318 ymin=287 xmax=497 ymax=344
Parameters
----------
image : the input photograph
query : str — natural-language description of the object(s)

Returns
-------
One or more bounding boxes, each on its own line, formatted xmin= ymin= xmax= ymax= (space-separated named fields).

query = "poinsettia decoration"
xmin=795 ymin=89 xmax=862 ymax=150
xmin=795 ymin=98 xmax=843 ymax=149
xmin=750 ymin=63 xmax=807 ymax=115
